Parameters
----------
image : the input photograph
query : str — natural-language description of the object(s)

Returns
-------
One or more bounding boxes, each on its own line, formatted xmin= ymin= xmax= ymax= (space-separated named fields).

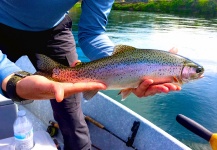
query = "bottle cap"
xmin=18 ymin=110 xmax=26 ymax=117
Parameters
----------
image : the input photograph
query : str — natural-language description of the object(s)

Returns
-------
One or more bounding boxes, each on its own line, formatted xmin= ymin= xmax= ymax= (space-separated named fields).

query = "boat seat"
xmin=0 ymin=96 xmax=17 ymax=139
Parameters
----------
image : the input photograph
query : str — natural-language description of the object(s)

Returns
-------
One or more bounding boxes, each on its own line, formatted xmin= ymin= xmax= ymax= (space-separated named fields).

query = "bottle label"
xmin=14 ymin=128 xmax=33 ymax=140
xmin=14 ymin=128 xmax=34 ymax=150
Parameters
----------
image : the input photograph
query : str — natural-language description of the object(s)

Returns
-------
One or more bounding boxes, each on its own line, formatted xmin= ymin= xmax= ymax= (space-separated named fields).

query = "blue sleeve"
xmin=0 ymin=51 xmax=21 ymax=95
xmin=78 ymin=0 xmax=115 ymax=61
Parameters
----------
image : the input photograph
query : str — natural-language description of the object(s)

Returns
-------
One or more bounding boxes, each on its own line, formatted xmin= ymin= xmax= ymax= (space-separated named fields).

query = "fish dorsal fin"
xmin=112 ymin=45 xmax=136 ymax=55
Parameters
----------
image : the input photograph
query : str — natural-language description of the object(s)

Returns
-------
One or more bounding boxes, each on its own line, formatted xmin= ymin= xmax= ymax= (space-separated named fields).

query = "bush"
xmin=112 ymin=0 xmax=217 ymax=17
xmin=196 ymin=0 xmax=217 ymax=16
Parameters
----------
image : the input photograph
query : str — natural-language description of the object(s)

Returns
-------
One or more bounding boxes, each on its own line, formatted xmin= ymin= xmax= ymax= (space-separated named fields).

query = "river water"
xmin=69 ymin=8 xmax=217 ymax=150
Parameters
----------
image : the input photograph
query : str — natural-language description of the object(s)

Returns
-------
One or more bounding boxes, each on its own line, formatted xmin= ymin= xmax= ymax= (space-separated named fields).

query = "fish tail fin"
xmin=35 ymin=54 xmax=63 ymax=74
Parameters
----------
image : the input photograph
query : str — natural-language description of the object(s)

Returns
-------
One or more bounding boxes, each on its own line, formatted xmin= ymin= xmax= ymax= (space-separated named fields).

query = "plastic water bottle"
xmin=13 ymin=110 xmax=34 ymax=150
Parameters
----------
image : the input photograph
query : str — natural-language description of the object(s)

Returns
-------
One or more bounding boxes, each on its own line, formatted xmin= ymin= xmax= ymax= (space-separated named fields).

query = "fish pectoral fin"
xmin=112 ymin=45 xmax=136 ymax=55
xmin=173 ymin=76 xmax=183 ymax=85
xmin=118 ymin=88 xmax=134 ymax=101
xmin=83 ymin=90 xmax=99 ymax=100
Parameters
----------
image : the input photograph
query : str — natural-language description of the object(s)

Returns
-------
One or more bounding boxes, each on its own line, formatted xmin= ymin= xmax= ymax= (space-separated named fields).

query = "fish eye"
xmin=196 ymin=67 xmax=203 ymax=73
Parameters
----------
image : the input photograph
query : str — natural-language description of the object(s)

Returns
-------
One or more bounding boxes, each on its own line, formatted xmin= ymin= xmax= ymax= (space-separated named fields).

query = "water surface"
xmin=69 ymin=9 xmax=217 ymax=150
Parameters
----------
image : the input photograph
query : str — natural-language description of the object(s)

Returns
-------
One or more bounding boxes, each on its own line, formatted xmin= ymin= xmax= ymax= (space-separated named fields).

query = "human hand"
xmin=132 ymin=47 xmax=181 ymax=98
xmin=12 ymin=59 xmax=106 ymax=102
xmin=2 ymin=74 xmax=106 ymax=102
xmin=132 ymin=79 xmax=181 ymax=98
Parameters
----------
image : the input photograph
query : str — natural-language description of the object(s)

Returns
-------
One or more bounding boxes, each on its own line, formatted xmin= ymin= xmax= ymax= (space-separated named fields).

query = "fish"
xmin=35 ymin=45 xmax=204 ymax=100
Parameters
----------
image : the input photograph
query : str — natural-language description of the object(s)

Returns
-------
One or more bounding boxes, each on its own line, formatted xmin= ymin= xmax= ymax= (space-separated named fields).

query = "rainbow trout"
xmin=36 ymin=45 xmax=204 ymax=100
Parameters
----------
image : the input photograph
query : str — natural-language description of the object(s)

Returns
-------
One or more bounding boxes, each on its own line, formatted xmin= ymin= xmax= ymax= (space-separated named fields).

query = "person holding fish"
xmin=0 ymin=1 xmax=192 ymax=150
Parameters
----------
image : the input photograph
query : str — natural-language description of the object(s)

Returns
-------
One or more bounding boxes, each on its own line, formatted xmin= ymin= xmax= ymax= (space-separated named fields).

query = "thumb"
xmin=169 ymin=47 xmax=178 ymax=54
xmin=53 ymin=83 xmax=64 ymax=102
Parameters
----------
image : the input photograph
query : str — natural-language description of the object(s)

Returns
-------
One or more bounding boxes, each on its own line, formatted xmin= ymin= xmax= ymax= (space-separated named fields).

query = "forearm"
xmin=78 ymin=0 xmax=115 ymax=60
xmin=79 ymin=33 xmax=114 ymax=60
xmin=0 ymin=51 xmax=21 ymax=96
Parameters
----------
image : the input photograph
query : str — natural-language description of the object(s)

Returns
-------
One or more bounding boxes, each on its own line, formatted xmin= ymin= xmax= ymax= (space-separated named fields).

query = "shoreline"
xmin=73 ymin=1 xmax=217 ymax=18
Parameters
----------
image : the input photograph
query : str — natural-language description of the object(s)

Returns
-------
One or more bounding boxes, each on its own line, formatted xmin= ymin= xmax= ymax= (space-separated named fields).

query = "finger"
xmin=144 ymin=85 xmax=169 ymax=97
xmin=73 ymin=82 xmax=106 ymax=92
xmin=162 ymin=83 xmax=181 ymax=91
xmin=71 ymin=60 xmax=81 ymax=67
xmin=62 ymin=82 xmax=106 ymax=97
xmin=132 ymin=79 xmax=154 ymax=97
xmin=144 ymin=83 xmax=181 ymax=97
xmin=35 ymin=81 xmax=64 ymax=102
xmin=51 ymin=82 xmax=106 ymax=102
xmin=53 ymin=83 xmax=65 ymax=102
xmin=169 ymin=47 xmax=178 ymax=54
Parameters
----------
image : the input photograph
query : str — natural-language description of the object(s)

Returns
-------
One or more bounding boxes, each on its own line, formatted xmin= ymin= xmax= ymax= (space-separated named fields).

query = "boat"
xmin=0 ymin=56 xmax=191 ymax=150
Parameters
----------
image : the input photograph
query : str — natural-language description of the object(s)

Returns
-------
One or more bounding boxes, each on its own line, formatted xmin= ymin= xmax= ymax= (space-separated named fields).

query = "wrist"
xmin=2 ymin=74 xmax=14 ymax=91
xmin=5 ymin=71 xmax=34 ymax=104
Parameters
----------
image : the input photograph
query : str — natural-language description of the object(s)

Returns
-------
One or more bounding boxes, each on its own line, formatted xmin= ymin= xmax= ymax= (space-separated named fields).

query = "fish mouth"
xmin=197 ymin=67 xmax=205 ymax=79
xmin=198 ymin=74 xmax=204 ymax=79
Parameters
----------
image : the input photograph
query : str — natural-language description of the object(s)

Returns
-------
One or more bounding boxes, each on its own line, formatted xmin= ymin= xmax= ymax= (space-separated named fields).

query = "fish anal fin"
xmin=118 ymin=88 xmax=134 ymax=101
xmin=112 ymin=45 xmax=136 ymax=55
xmin=83 ymin=90 xmax=99 ymax=100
